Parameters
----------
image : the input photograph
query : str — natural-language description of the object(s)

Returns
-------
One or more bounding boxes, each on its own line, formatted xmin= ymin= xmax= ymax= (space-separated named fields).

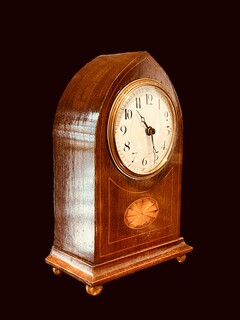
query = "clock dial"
xmin=107 ymin=78 xmax=176 ymax=179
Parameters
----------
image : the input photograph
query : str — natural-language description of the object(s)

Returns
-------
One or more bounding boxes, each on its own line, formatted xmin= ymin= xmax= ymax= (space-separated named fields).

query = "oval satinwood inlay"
xmin=124 ymin=197 xmax=159 ymax=229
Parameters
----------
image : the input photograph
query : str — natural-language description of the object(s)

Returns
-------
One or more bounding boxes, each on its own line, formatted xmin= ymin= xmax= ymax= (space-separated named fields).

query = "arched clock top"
xmin=52 ymin=52 xmax=182 ymax=173
xmin=53 ymin=51 xmax=181 ymax=130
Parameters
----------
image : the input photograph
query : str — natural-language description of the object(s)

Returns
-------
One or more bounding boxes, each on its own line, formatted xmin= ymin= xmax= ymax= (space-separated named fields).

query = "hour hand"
xmin=137 ymin=110 xmax=148 ymax=128
xmin=136 ymin=111 xmax=155 ymax=135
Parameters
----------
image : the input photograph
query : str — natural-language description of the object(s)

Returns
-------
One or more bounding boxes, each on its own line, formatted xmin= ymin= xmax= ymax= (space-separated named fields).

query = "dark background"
xmin=3 ymin=2 xmax=237 ymax=318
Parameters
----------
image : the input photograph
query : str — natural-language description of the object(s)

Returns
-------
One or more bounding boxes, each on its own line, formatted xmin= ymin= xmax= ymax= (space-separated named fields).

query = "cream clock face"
xmin=107 ymin=78 xmax=176 ymax=179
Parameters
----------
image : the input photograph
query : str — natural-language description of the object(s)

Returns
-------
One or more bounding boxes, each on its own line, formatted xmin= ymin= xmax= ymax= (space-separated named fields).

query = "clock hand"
xmin=137 ymin=110 xmax=148 ymax=128
xmin=136 ymin=111 xmax=159 ymax=163
xmin=151 ymin=135 xmax=159 ymax=164
xmin=136 ymin=110 xmax=156 ymax=136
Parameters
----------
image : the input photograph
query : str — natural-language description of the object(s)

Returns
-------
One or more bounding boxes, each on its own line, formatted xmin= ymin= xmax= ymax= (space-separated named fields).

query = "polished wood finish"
xmin=45 ymin=51 xmax=193 ymax=294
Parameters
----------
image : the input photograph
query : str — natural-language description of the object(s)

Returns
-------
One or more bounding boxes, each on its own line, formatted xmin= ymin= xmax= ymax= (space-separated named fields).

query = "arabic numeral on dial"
xmin=120 ymin=125 xmax=127 ymax=135
xmin=162 ymin=140 xmax=166 ymax=150
xmin=125 ymin=109 xmax=132 ymax=119
xmin=123 ymin=141 xmax=130 ymax=152
xmin=146 ymin=93 xmax=153 ymax=105
xmin=142 ymin=157 xmax=147 ymax=166
xmin=135 ymin=97 xmax=141 ymax=108
xmin=131 ymin=152 xmax=137 ymax=163
xmin=167 ymin=125 xmax=172 ymax=135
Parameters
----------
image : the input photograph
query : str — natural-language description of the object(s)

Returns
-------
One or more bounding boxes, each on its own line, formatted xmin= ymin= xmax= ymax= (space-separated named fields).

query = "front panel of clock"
xmin=95 ymin=77 xmax=182 ymax=263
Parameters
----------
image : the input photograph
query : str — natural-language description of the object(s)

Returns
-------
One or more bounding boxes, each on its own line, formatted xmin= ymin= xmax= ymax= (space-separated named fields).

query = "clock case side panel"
xmin=95 ymin=52 xmax=190 ymax=263
xmin=46 ymin=52 xmax=149 ymax=265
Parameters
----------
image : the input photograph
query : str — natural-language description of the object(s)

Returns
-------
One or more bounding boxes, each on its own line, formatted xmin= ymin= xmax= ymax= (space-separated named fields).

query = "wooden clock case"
xmin=45 ymin=51 xmax=193 ymax=295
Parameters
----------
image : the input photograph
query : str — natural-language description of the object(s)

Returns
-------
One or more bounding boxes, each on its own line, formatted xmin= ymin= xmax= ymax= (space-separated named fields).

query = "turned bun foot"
xmin=85 ymin=285 xmax=103 ymax=296
xmin=52 ymin=267 xmax=62 ymax=276
xmin=176 ymin=254 xmax=187 ymax=263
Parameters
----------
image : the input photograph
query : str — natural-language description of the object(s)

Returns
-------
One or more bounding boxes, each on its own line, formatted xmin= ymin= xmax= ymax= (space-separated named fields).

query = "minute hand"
xmin=151 ymin=135 xmax=159 ymax=164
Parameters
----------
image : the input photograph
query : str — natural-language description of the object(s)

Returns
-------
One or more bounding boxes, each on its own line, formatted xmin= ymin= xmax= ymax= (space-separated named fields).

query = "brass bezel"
xmin=107 ymin=78 xmax=177 ymax=180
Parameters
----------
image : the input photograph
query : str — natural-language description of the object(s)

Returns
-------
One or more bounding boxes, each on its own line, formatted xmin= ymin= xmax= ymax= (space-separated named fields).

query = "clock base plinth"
xmin=45 ymin=237 xmax=192 ymax=294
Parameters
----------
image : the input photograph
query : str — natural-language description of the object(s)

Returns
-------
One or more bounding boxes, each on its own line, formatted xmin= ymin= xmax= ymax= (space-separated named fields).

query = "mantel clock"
xmin=45 ymin=51 xmax=193 ymax=296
